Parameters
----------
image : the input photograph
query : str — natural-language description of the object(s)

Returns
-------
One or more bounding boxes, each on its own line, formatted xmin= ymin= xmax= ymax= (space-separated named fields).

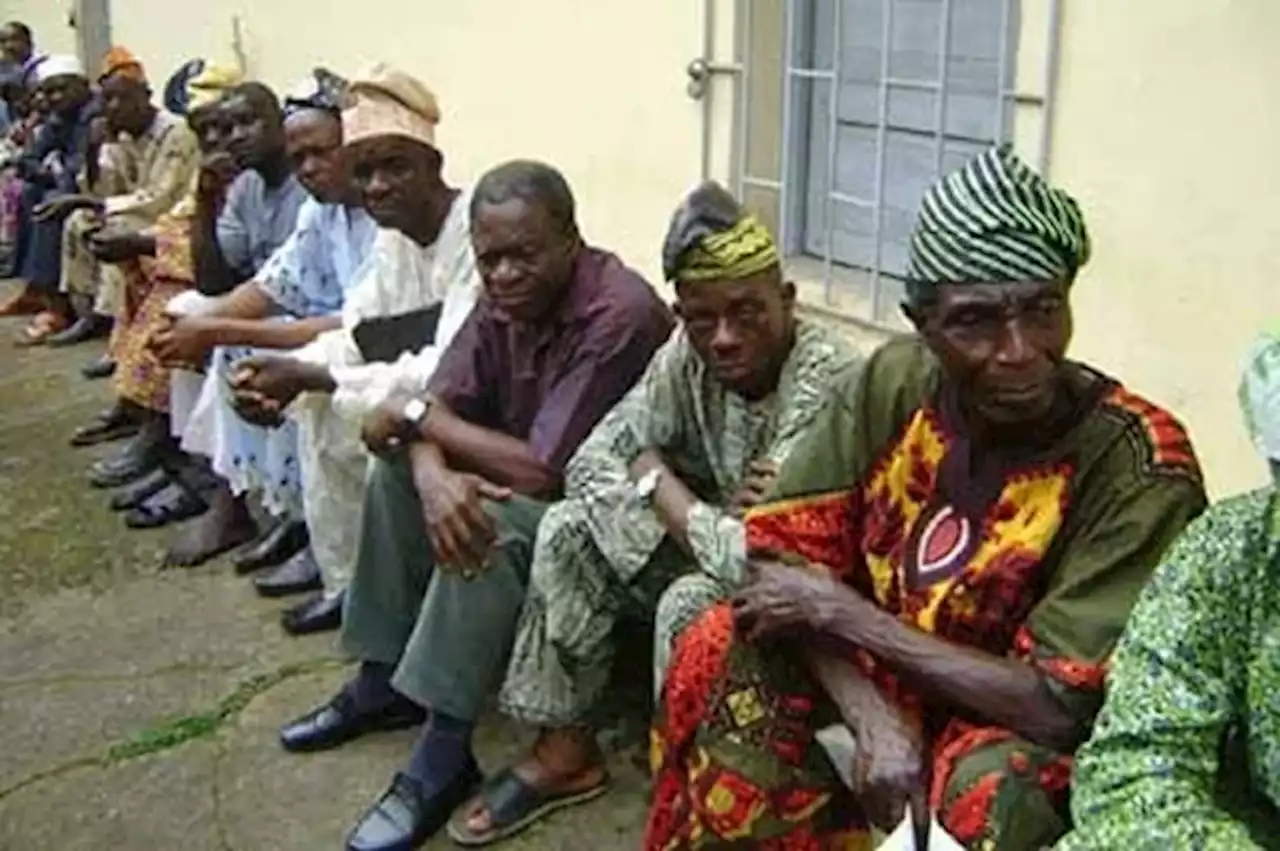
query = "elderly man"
xmin=137 ymin=70 xmax=375 ymax=628
xmin=35 ymin=48 xmax=198 ymax=357
xmin=228 ymin=66 xmax=481 ymax=635
xmin=5 ymin=55 xmax=93 ymax=338
xmin=279 ymin=159 xmax=674 ymax=851
xmin=449 ymin=182 xmax=861 ymax=845
xmin=145 ymin=81 xmax=309 ymax=569
xmin=643 ymin=146 xmax=1208 ymax=851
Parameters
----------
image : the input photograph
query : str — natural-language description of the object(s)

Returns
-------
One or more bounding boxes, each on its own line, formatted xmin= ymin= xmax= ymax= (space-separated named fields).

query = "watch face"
xmin=403 ymin=398 xmax=428 ymax=423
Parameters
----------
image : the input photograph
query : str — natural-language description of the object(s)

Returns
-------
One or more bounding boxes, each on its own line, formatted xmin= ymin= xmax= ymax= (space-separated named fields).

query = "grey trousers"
xmin=340 ymin=454 xmax=547 ymax=721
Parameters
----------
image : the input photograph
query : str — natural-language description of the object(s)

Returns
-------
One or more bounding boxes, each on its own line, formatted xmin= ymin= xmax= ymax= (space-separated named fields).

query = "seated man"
xmin=644 ymin=146 xmax=1208 ymax=851
xmin=78 ymin=65 xmax=242 ymax=467
xmin=36 ymin=48 xmax=198 ymax=355
xmin=144 ymin=81 xmax=309 ymax=568
xmin=278 ymin=159 xmax=675 ymax=851
xmin=228 ymin=66 xmax=482 ymax=635
xmin=5 ymin=55 xmax=92 ymax=339
xmin=451 ymin=182 xmax=861 ymax=845
xmin=132 ymin=74 xmax=372 ymax=595
xmin=1058 ymin=333 xmax=1280 ymax=850
xmin=89 ymin=69 xmax=359 ymax=546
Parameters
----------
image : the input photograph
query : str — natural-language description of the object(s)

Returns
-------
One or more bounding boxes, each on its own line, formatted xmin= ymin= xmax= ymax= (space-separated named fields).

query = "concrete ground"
xmin=0 ymin=285 xmax=648 ymax=850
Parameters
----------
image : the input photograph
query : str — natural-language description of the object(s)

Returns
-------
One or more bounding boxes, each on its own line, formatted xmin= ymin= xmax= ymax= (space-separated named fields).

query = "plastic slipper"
xmin=124 ymin=483 xmax=209 ymax=529
xmin=446 ymin=768 xmax=609 ymax=847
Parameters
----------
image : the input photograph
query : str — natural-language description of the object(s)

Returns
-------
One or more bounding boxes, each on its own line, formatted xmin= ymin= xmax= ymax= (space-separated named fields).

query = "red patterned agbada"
xmin=645 ymin=336 xmax=1206 ymax=851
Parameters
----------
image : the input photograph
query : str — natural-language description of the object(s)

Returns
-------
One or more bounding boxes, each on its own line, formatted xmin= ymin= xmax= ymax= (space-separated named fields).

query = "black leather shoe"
xmin=253 ymin=549 xmax=323 ymax=598
xmin=345 ymin=766 xmax=481 ymax=851
xmin=281 ymin=590 xmax=343 ymax=636
xmin=88 ymin=435 xmax=164 ymax=489
xmin=279 ymin=693 xmax=425 ymax=754
xmin=109 ymin=467 xmax=172 ymax=511
xmin=233 ymin=519 xmax=308 ymax=574
xmin=81 ymin=355 xmax=116 ymax=380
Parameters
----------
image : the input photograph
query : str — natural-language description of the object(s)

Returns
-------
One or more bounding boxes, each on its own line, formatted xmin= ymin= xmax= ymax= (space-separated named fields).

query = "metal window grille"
xmin=730 ymin=0 xmax=1064 ymax=331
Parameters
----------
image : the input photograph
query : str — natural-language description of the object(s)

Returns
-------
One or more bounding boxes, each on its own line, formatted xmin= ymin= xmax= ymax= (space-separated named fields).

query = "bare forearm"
xmin=823 ymin=596 xmax=1080 ymax=750
xmin=193 ymin=210 xmax=238 ymax=295
xmin=808 ymin=649 xmax=905 ymax=738
xmin=420 ymin=405 xmax=560 ymax=496
xmin=206 ymin=315 xmax=340 ymax=351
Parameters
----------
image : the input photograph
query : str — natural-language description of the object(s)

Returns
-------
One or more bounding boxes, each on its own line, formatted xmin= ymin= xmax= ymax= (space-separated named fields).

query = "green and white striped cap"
xmin=905 ymin=144 xmax=1090 ymax=303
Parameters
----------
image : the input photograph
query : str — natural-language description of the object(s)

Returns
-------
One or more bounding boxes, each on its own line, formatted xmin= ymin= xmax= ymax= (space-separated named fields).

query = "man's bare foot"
xmin=164 ymin=486 xmax=257 ymax=568
xmin=455 ymin=727 xmax=608 ymax=841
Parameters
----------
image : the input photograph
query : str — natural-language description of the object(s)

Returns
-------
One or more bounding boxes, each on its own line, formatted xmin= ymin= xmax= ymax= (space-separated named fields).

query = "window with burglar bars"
xmin=734 ymin=0 xmax=1062 ymax=329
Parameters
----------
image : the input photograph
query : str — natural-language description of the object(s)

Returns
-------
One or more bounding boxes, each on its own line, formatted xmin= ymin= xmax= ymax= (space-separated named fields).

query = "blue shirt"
xmin=256 ymin=198 xmax=377 ymax=318
xmin=216 ymin=170 xmax=308 ymax=277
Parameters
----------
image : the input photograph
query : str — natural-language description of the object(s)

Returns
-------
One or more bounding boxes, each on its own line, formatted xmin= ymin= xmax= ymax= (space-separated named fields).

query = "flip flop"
xmin=124 ymin=483 xmax=209 ymax=529
xmin=15 ymin=311 xmax=69 ymax=347
xmin=446 ymin=768 xmax=609 ymax=847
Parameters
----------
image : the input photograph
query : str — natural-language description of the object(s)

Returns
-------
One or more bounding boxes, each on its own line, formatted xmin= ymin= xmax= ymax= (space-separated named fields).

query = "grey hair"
xmin=470 ymin=159 xmax=577 ymax=233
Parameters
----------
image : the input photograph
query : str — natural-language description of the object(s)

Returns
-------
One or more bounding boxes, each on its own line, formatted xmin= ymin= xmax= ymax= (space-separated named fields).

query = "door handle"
xmin=686 ymin=57 xmax=742 ymax=100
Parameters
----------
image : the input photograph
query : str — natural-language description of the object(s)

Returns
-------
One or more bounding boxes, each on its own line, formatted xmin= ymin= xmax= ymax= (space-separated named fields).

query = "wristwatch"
xmin=634 ymin=467 xmax=663 ymax=506
xmin=400 ymin=396 xmax=432 ymax=439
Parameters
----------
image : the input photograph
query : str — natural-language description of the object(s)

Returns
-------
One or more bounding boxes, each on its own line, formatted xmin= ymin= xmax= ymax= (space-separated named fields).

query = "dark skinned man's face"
xmin=675 ymin=271 xmax=797 ymax=400
xmin=187 ymin=102 xmax=234 ymax=155
xmin=906 ymin=279 xmax=1074 ymax=429
xmin=471 ymin=198 xmax=578 ymax=324
xmin=347 ymin=135 xmax=443 ymax=233
xmin=100 ymin=74 xmax=153 ymax=137
xmin=221 ymin=92 xmax=285 ymax=171
xmin=0 ymin=26 xmax=30 ymax=65
xmin=284 ymin=109 xmax=348 ymax=205
xmin=37 ymin=74 xmax=89 ymax=119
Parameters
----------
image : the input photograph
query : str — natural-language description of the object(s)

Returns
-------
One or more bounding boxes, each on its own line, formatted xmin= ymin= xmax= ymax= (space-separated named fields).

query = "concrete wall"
xmin=1051 ymin=1 xmax=1280 ymax=496
xmin=7 ymin=0 xmax=1277 ymax=496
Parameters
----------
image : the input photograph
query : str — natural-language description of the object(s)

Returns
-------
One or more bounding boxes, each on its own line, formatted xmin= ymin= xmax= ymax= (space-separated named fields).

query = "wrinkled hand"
xmin=729 ymin=458 xmax=780 ymax=516
xmin=852 ymin=708 xmax=927 ymax=833
xmin=362 ymin=395 xmax=414 ymax=457
xmin=150 ymin=316 xmax=215 ymax=367
xmin=731 ymin=560 xmax=847 ymax=640
xmin=411 ymin=455 xmax=512 ymax=574
xmin=32 ymin=194 xmax=100 ymax=223
xmin=87 ymin=229 xmax=152 ymax=264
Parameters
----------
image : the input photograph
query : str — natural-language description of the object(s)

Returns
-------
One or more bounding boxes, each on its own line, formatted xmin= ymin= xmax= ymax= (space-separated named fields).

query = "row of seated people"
xmin=2 ymin=28 xmax=1275 ymax=851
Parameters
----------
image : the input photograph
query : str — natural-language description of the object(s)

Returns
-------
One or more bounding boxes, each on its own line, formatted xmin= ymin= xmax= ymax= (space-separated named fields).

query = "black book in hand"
xmin=351 ymin=303 xmax=443 ymax=364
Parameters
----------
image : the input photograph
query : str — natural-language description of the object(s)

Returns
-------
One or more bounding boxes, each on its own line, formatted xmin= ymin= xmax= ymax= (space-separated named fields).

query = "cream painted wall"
xmin=104 ymin=0 xmax=726 ymax=289
xmin=1049 ymin=1 xmax=1280 ymax=496
xmin=4 ymin=0 xmax=77 ymax=55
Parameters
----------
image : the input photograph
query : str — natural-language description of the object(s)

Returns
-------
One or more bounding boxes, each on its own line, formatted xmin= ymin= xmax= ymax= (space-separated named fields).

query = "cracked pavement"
xmin=0 ymin=288 xmax=648 ymax=850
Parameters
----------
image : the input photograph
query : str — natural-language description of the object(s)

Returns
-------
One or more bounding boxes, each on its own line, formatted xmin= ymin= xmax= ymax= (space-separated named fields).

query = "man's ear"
xmin=900 ymin=301 xmax=927 ymax=332
xmin=779 ymin=280 xmax=796 ymax=310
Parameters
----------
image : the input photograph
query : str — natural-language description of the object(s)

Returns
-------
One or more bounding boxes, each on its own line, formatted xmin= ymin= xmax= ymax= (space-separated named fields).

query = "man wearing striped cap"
xmin=644 ymin=146 xmax=1208 ymax=851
